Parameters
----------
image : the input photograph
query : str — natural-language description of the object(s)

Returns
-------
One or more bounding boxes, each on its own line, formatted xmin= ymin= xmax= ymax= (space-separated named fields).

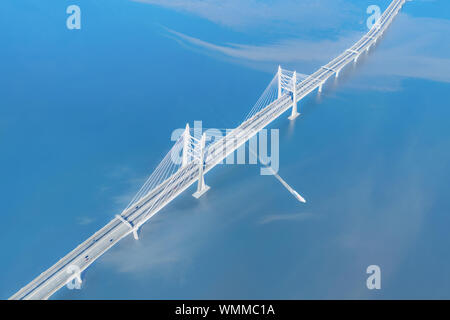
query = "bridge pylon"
xmin=182 ymin=123 xmax=191 ymax=167
xmin=288 ymin=71 xmax=300 ymax=120
xmin=193 ymin=132 xmax=210 ymax=198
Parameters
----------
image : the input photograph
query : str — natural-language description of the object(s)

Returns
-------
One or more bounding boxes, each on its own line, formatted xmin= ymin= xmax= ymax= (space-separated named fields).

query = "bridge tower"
xmin=182 ymin=123 xmax=190 ymax=167
xmin=288 ymin=71 xmax=300 ymax=120
xmin=193 ymin=132 xmax=210 ymax=198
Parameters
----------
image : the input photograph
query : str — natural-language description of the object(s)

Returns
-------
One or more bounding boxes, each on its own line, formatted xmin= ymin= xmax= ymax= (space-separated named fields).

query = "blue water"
xmin=1 ymin=0 xmax=450 ymax=299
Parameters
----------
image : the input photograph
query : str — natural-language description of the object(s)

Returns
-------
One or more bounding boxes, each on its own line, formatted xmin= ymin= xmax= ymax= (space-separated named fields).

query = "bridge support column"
xmin=336 ymin=70 xmax=340 ymax=78
xmin=277 ymin=65 xmax=282 ymax=99
xmin=132 ymin=228 xmax=139 ymax=240
xmin=193 ymin=133 xmax=210 ymax=199
xmin=116 ymin=214 xmax=139 ymax=240
xmin=182 ymin=123 xmax=190 ymax=167
xmin=319 ymin=82 xmax=323 ymax=93
xmin=288 ymin=71 xmax=300 ymax=120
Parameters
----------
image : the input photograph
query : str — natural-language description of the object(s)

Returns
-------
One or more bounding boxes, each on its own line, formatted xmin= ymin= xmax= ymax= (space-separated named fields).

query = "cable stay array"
xmin=244 ymin=73 xmax=279 ymax=121
xmin=125 ymin=134 xmax=186 ymax=210
xmin=126 ymin=66 xmax=309 ymax=211
xmin=125 ymin=125 xmax=223 ymax=211
xmin=121 ymin=0 xmax=408 ymax=237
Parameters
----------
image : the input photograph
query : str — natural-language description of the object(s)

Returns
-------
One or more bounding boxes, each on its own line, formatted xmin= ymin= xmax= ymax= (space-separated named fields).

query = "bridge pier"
xmin=288 ymin=71 xmax=300 ymax=120
xmin=319 ymin=82 xmax=324 ymax=93
xmin=193 ymin=133 xmax=210 ymax=198
xmin=288 ymin=103 xmax=300 ymax=120
xmin=132 ymin=228 xmax=139 ymax=240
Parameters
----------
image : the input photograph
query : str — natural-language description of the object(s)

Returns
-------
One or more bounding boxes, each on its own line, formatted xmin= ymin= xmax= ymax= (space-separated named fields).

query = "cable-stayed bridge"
xmin=10 ymin=0 xmax=407 ymax=300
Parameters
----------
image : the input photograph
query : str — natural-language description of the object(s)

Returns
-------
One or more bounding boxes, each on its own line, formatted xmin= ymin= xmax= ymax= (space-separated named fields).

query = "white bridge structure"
xmin=10 ymin=0 xmax=407 ymax=300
